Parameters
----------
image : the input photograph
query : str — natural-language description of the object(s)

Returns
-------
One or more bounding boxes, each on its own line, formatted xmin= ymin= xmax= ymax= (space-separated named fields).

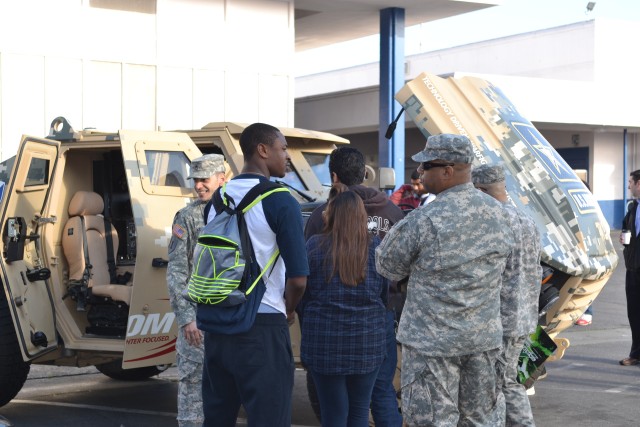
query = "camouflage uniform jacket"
xmin=167 ymin=199 xmax=206 ymax=355
xmin=501 ymin=204 xmax=542 ymax=337
xmin=375 ymin=182 xmax=515 ymax=356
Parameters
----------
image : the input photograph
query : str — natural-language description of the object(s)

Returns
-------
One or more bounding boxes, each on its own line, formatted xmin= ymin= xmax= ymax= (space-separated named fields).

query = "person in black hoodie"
xmin=305 ymin=147 xmax=405 ymax=239
xmin=304 ymin=146 xmax=405 ymax=426
xmin=620 ymin=169 xmax=640 ymax=366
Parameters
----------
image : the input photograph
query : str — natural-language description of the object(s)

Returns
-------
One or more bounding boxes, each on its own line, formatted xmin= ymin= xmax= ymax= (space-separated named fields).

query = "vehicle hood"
xmin=395 ymin=72 xmax=618 ymax=280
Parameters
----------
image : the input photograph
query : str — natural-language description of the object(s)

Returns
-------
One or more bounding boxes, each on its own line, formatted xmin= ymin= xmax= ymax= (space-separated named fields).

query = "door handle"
xmin=152 ymin=258 xmax=169 ymax=268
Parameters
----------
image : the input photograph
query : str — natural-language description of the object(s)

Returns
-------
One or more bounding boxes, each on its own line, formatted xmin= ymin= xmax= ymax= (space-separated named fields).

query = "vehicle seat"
xmin=62 ymin=191 xmax=131 ymax=305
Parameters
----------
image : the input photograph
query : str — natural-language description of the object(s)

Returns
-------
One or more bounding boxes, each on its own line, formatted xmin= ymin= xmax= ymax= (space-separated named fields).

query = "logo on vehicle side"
xmin=568 ymin=188 xmax=598 ymax=215
xmin=126 ymin=312 xmax=175 ymax=338
xmin=512 ymin=122 xmax=579 ymax=183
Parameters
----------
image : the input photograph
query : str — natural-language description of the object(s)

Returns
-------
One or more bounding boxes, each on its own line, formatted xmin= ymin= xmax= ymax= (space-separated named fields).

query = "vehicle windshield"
xmin=271 ymin=165 xmax=306 ymax=192
xmin=145 ymin=151 xmax=191 ymax=188
xmin=302 ymin=152 xmax=331 ymax=187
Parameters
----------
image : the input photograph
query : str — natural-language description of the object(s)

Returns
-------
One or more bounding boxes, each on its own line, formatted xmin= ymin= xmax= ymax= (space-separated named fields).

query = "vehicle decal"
xmin=127 ymin=312 xmax=175 ymax=337
xmin=513 ymin=123 xmax=578 ymax=183
xmin=124 ymin=337 xmax=177 ymax=363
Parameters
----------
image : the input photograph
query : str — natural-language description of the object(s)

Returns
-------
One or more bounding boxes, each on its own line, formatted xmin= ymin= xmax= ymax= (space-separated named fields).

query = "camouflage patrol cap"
xmin=188 ymin=154 xmax=225 ymax=179
xmin=411 ymin=133 xmax=474 ymax=164
xmin=472 ymin=164 xmax=506 ymax=185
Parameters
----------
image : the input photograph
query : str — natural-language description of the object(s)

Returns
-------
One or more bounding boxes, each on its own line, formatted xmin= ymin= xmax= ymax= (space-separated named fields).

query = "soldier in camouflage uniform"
xmin=167 ymin=154 xmax=226 ymax=427
xmin=375 ymin=134 xmax=515 ymax=427
xmin=473 ymin=164 xmax=542 ymax=427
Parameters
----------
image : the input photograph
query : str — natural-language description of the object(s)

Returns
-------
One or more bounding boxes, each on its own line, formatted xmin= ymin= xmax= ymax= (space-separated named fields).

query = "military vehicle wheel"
xmin=96 ymin=360 xmax=169 ymax=381
xmin=0 ymin=293 xmax=31 ymax=407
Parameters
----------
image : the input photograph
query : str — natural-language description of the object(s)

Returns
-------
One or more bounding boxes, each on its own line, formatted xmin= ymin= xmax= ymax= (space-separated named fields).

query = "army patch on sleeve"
xmin=172 ymin=223 xmax=186 ymax=239
xmin=168 ymin=238 xmax=177 ymax=254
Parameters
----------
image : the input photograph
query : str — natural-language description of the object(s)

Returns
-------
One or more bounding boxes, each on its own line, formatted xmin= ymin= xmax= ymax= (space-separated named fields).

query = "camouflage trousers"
xmin=177 ymin=333 xmax=205 ymax=427
xmin=401 ymin=345 xmax=505 ymax=427
xmin=496 ymin=335 xmax=535 ymax=427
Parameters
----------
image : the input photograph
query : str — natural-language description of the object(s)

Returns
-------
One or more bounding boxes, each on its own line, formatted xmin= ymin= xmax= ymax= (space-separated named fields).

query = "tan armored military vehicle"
xmin=0 ymin=117 xmax=350 ymax=407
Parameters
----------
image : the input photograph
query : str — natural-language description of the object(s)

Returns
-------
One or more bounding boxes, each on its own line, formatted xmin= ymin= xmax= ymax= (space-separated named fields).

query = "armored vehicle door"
xmin=0 ymin=136 xmax=60 ymax=360
xmin=118 ymin=131 xmax=201 ymax=369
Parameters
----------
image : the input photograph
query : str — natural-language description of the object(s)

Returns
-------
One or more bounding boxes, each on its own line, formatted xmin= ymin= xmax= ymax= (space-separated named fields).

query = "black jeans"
xmin=625 ymin=270 xmax=640 ymax=359
xmin=202 ymin=313 xmax=294 ymax=427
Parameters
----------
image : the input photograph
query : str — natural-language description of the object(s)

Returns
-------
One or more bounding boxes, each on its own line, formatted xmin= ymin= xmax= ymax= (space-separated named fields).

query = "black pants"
xmin=625 ymin=270 xmax=640 ymax=359
xmin=202 ymin=313 xmax=294 ymax=427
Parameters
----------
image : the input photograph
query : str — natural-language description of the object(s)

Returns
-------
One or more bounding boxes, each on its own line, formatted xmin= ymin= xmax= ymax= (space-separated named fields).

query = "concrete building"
xmin=7 ymin=1 xmax=628 ymax=225
xmin=0 ymin=0 xmax=495 ymax=160
xmin=0 ymin=0 xmax=298 ymax=160
xmin=295 ymin=18 xmax=640 ymax=228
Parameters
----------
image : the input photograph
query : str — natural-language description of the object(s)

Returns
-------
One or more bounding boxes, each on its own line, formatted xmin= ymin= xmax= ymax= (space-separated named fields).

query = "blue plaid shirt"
xmin=300 ymin=235 xmax=387 ymax=375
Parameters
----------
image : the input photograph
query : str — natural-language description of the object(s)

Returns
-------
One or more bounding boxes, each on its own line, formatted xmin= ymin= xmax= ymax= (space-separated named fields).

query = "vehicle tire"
xmin=0 ymin=292 xmax=31 ymax=407
xmin=96 ymin=359 xmax=169 ymax=381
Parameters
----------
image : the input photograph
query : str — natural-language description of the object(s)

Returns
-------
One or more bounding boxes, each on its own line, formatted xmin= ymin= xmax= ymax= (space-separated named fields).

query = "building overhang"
xmin=295 ymin=0 xmax=500 ymax=51
xmin=295 ymin=73 xmax=640 ymax=135
xmin=454 ymin=72 xmax=640 ymax=133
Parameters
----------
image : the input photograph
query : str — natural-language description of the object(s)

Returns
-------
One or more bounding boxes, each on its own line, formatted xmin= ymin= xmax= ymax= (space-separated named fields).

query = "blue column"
xmin=379 ymin=7 xmax=405 ymax=189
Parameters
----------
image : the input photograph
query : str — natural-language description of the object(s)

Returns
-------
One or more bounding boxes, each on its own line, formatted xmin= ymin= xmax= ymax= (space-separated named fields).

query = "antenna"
xmin=384 ymin=107 xmax=405 ymax=139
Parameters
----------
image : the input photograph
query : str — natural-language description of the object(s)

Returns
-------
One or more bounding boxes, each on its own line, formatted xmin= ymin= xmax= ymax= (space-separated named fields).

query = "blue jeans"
xmin=370 ymin=310 xmax=403 ymax=427
xmin=310 ymin=368 xmax=380 ymax=427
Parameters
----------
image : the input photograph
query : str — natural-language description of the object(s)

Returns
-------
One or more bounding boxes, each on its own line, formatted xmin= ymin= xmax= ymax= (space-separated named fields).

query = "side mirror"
xmin=377 ymin=167 xmax=396 ymax=190
xmin=363 ymin=165 xmax=377 ymax=188
xmin=363 ymin=166 xmax=396 ymax=190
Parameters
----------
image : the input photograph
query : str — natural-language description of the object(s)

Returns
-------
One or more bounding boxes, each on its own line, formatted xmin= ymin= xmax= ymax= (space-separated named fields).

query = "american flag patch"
xmin=172 ymin=224 xmax=186 ymax=239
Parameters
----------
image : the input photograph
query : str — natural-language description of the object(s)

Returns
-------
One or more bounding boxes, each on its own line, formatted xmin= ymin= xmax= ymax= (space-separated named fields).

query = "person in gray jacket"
xmin=473 ymin=163 xmax=542 ymax=427
xmin=376 ymin=134 xmax=515 ymax=427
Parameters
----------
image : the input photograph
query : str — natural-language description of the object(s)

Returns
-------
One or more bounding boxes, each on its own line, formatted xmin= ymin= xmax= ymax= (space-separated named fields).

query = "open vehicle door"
xmin=119 ymin=131 xmax=202 ymax=369
xmin=0 ymin=136 xmax=60 ymax=359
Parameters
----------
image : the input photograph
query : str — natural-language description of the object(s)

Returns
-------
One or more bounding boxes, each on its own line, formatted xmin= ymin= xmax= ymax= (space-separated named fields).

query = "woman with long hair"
xmin=300 ymin=185 xmax=388 ymax=426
